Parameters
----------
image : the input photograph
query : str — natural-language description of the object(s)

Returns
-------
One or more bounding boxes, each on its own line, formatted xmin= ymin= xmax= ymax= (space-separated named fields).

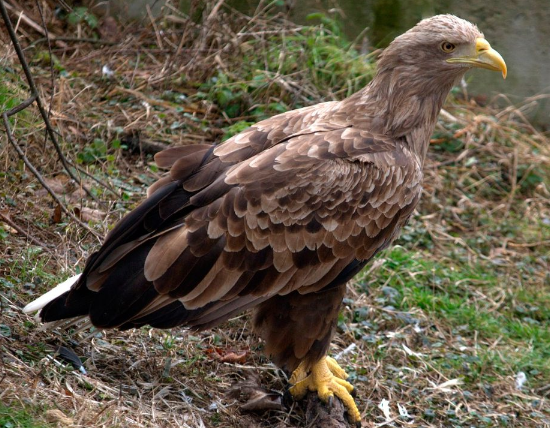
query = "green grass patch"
xmin=0 ymin=403 xmax=51 ymax=428
xmin=0 ymin=67 xmax=34 ymax=126
xmin=196 ymin=13 xmax=375 ymax=123
xmin=362 ymin=245 xmax=550 ymax=385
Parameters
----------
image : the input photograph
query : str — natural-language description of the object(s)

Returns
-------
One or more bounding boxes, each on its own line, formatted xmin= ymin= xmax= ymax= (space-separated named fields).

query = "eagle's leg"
xmin=288 ymin=356 xmax=360 ymax=423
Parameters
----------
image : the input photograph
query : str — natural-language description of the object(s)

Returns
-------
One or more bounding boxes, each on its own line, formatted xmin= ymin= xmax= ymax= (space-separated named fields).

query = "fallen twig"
xmin=28 ymin=36 xmax=119 ymax=48
xmin=0 ymin=210 xmax=53 ymax=251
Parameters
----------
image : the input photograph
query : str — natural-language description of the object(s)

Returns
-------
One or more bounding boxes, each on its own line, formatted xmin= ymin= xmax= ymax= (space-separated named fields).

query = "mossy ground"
xmin=1 ymin=1 xmax=549 ymax=427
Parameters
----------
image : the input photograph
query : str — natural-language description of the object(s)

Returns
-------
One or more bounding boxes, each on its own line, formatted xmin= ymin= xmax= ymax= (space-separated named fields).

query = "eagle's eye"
xmin=440 ymin=41 xmax=456 ymax=53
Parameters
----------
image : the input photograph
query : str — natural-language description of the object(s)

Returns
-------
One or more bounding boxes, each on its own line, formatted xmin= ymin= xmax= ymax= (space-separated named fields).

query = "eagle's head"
xmin=378 ymin=15 xmax=506 ymax=88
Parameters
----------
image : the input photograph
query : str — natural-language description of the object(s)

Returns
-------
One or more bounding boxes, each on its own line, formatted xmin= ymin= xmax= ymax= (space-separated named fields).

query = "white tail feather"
xmin=23 ymin=273 xmax=82 ymax=314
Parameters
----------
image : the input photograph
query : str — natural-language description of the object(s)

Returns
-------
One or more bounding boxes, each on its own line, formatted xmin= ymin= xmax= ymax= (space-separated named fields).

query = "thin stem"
xmin=0 ymin=0 xmax=105 ymax=205
xmin=2 ymin=112 xmax=103 ymax=240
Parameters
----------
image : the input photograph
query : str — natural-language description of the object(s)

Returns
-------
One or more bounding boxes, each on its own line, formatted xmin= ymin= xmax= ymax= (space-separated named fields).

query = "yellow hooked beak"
xmin=447 ymin=38 xmax=507 ymax=79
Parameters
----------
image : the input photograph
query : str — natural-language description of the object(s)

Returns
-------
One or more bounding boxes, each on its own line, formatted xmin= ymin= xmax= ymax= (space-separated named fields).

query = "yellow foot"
xmin=289 ymin=356 xmax=361 ymax=423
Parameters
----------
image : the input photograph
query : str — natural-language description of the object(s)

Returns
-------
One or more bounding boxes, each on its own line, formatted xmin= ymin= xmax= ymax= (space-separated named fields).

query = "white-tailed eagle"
xmin=25 ymin=15 xmax=506 ymax=423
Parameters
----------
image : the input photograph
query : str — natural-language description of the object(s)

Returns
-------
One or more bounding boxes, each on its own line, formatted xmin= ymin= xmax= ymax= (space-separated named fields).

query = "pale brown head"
xmin=377 ymin=14 xmax=506 ymax=90
xmin=361 ymin=14 xmax=507 ymax=138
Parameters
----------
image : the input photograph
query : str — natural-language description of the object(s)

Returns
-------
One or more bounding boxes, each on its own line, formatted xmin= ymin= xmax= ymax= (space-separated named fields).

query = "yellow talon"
xmin=289 ymin=356 xmax=361 ymax=423
xmin=326 ymin=356 xmax=348 ymax=379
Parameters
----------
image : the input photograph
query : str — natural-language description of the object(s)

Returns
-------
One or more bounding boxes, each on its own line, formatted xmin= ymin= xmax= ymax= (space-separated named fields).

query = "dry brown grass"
xmin=1 ymin=1 xmax=549 ymax=427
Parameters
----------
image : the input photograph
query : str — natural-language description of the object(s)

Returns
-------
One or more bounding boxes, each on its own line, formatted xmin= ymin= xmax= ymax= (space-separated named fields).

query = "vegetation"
xmin=0 ymin=403 xmax=52 ymax=428
xmin=0 ymin=1 xmax=549 ymax=427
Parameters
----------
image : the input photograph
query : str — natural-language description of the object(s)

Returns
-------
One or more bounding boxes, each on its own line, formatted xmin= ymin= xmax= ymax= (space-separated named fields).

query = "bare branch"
xmin=4 ymin=94 xmax=36 ymax=116
xmin=34 ymin=0 xmax=55 ymax=121
xmin=0 ymin=0 xmax=107 ymax=205
xmin=28 ymin=36 xmax=118 ymax=48
xmin=2 ymin=112 xmax=103 ymax=240
xmin=0 ymin=210 xmax=53 ymax=251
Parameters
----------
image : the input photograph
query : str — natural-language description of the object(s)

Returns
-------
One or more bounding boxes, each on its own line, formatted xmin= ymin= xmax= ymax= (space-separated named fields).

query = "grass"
xmin=197 ymin=12 xmax=374 ymax=121
xmin=361 ymin=246 xmax=550 ymax=381
xmin=0 ymin=403 xmax=52 ymax=428
xmin=1 ymin=1 xmax=549 ymax=427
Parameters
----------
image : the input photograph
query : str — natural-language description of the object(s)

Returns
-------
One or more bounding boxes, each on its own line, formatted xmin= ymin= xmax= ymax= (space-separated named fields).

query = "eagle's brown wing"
xmin=40 ymin=111 xmax=421 ymax=369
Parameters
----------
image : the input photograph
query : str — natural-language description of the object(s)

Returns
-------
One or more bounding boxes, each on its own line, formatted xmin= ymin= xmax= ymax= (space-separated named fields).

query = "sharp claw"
xmin=328 ymin=396 xmax=333 ymax=408
xmin=350 ymin=387 xmax=357 ymax=398
xmin=355 ymin=421 xmax=362 ymax=428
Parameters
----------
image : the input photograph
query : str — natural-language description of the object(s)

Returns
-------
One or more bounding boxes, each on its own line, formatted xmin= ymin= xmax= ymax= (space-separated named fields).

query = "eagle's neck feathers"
xmin=339 ymin=54 xmax=466 ymax=165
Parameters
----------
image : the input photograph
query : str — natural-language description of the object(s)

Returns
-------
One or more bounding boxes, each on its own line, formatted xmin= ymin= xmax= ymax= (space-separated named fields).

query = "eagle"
xmin=24 ymin=15 xmax=506 ymax=423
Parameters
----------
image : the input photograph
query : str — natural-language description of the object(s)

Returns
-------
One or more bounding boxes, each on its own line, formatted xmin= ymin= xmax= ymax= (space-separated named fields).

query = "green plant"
xmin=76 ymin=138 xmax=124 ymax=164
xmin=66 ymin=7 xmax=98 ymax=29
xmin=198 ymin=13 xmax=375 ymax=122
xmin=0 ymin=403 xmax=51 ymax=428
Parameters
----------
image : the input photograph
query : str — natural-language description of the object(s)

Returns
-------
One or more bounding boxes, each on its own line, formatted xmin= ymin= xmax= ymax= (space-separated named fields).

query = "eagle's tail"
xmin=23 ymin=274 xmax=81 ymax=316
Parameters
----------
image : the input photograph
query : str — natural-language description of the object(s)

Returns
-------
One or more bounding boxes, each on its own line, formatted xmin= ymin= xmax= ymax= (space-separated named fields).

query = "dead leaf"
xmin=74 ymin=207 xmax=107 ymax=222
xmin=68 ymin=188 xmax=86 ymax=204
xmin=45 ymin=177 xmax=68 ymax=194
xmin=36 ymin=176 xmax=69 ymax=198
xmin=52 ymin=204 xmax=62 ymax=224
xmin=220 ymin=351 xmax=249 ymax=364
xmin=0 ymin=223 xmax=17 ymax=234
xmin=206 ymin=347 xmax=249 ymax=364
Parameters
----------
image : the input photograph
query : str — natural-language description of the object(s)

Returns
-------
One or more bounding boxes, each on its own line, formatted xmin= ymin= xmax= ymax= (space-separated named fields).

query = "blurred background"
xmin=100 ymin=0 xmax=550 ymax=127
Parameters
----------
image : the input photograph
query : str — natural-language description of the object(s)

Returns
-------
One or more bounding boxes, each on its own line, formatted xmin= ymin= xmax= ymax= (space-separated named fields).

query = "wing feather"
xmin=144 ymin=227 xmax=189 ymax=281
xmin=42 ymin=105 xmax=423 ymax=336
xmin=155 ymin=144 xmax=212 ymax=168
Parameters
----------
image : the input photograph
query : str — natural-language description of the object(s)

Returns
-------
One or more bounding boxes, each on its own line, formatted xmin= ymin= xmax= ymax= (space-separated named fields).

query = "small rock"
xmin=382 ymin=286 xmax=400 ymax=303
xmin=395 ymin=312 xmax=419 ymax=325
xmin=23 ymin=282 xmax=35 ymax=290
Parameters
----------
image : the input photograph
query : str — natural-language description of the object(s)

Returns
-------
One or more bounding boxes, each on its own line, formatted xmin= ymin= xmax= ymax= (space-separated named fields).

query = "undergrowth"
xmin=0 ymin=403 xmax=51 ymax=428
xmin=0 ymin=1 xmax=549 ymax=427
